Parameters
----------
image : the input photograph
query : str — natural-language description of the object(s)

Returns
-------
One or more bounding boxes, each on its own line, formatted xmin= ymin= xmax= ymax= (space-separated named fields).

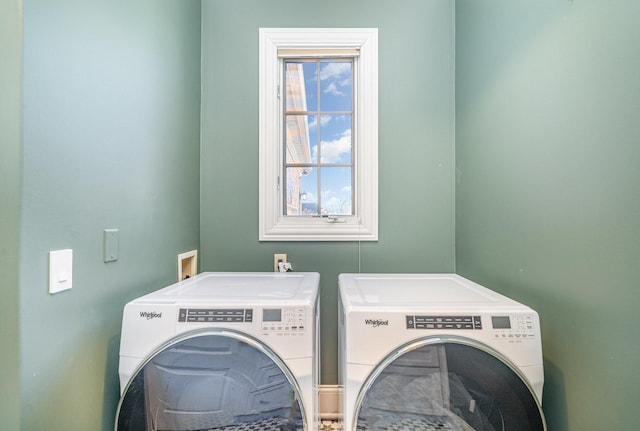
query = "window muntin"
xmin=284 ymin=59 xmax=354 ymax=217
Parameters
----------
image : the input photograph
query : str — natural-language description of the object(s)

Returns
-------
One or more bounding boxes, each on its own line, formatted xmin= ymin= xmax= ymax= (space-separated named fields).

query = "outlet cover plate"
xmin=274 ymin=253 xmax=287 ymax=272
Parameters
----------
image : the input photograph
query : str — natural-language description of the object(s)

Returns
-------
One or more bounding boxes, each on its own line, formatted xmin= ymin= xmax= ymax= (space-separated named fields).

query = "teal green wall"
xmin=455 ymin=1 xmax=640 ymax=430
xmin=0 ymin=0 xmax=23 ymax=428
xmin=19 ymin=1 xmax=201 ymax=429
xmin=200 ymin=0 xmax=456 ymax=384
xmin=11 ymin=1 xmax=636 ymax=429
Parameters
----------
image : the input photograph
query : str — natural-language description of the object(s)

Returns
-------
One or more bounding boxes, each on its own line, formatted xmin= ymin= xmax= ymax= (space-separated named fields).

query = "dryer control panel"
xmin=262 ymin=307 xmax=306 ymax=334
xmin=178 ymin=308 xmax=253 ymax=323
xmin=406 ymin=315 xmax=482 ymax=330
xmin=491 ymin=314 xmax=537 ymax=339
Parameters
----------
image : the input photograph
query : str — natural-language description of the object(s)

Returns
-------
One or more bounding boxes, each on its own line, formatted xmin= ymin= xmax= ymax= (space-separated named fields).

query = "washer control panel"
xmin=262 ymin=307 xmax=306 ymax=334
xmin=491 ymin=314 xmax=537 ymax=339
xmin=406 ymin=315 xmax=483 ymax=330
xmin=178 ymin=308 xmax=253 ymax=323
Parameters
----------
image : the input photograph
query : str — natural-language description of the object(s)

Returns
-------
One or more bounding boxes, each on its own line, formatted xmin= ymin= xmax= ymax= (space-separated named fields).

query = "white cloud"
xmin=322 ymin=195 xmax=351 ymax=215
xmin=324 ymin=82 xmax=344 ymax=96
xmin=320 ymin=62 xmax=351 ymax=81
xmin=319 ymin=63 xmax=351 ymax=100
xmin=308 ymin=115 xmax=332 ymax=130
xmin=313 ymin=129 xmax=352 ymax=163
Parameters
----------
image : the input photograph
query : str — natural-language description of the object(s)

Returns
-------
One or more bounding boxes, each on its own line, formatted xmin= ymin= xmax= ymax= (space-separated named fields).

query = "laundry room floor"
xmin=319 ymin=419 xmax=342 ymax=430
xmin=322 ymin=418 xmax=459 ymax=430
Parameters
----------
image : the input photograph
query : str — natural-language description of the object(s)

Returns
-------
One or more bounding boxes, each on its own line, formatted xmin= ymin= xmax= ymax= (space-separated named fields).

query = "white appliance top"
xmin=339 ymin=273 xmax=529 ymax=310
xmin=131 ymin=272 xmax=319 ymax=305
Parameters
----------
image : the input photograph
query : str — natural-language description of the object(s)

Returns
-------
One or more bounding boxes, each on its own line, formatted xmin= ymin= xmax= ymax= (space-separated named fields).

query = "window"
xmin=259 ymin=28 xmax=378 ymax=241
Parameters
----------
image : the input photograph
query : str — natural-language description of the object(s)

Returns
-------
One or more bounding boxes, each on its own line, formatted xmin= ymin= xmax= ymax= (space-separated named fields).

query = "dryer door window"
xmin=354 ymin=341 xmax=545 ymax=431
xmin=116 ymin=331 xmax=305 ymax=431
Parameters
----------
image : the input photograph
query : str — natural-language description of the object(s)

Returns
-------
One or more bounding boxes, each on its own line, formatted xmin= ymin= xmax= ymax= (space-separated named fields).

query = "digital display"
xmin=492 ymin=316 xmax=511 ymax=329
xmin=263 ymin=309 xmax=282 ymax=322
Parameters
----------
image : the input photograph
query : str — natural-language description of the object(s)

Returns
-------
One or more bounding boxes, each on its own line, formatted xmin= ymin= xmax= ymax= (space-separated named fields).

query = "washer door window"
xmin=354 ymin=340 xmax=545 ymax=431
xmin=116 ymin=331 xmax=305 ymax=431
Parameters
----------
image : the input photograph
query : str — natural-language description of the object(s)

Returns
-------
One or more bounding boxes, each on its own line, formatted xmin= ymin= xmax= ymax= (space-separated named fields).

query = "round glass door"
xmin=116 ymin=330 xmax=305 ymax=431
xmin=354 ymin=340 xmax=545 ymax=431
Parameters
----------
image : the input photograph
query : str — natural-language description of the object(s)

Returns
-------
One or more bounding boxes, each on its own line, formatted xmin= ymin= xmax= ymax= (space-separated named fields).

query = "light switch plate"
xmin=49 ymin=249 xmax=73 ymax=294
xmin=103 ymin=229 xmax=118 ymax=262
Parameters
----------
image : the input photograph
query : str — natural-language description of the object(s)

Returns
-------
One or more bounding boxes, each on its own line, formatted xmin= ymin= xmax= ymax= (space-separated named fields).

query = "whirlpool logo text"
xmin=140 ymin=311 xmax=162 ymax=320
xmin=364 ymin=318 xmax=389 ymax=327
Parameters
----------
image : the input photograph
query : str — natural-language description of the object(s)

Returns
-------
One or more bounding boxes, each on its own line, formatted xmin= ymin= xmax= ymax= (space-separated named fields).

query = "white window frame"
xmin=259 ymin=28 xmax=378 ymax=241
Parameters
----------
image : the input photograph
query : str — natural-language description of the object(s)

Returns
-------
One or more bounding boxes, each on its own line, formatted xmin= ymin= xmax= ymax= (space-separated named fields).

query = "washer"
xmin=339 ymin=273 xmax=546 ymax=431
xmin=115 ymin=272 xmax=319 ymax=431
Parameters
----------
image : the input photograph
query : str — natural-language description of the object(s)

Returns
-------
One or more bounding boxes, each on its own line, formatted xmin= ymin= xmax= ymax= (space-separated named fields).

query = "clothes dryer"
xmin=116 ymin=272 xmax=319 ymax=431
xmin=339 ymin=273 xmax=546 ymax=431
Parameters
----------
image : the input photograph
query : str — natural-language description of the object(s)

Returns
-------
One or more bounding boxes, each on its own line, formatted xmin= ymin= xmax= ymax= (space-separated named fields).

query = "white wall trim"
xmin=319 ymin=384 xmax=343 ymax=419
xmin=258 ymin=28 xmax=378 ymax=242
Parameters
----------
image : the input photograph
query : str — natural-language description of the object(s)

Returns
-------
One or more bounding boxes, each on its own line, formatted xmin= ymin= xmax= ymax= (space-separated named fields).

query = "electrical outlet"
xmin=274 ymin=253 xmax=287 ymax=272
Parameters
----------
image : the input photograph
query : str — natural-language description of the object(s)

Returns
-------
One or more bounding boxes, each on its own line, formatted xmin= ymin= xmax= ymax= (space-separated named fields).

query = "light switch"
xmin=103 ymin=229 xmax=118 ymax=262
xmin=49 ymin=249 xmax=73 ymax=294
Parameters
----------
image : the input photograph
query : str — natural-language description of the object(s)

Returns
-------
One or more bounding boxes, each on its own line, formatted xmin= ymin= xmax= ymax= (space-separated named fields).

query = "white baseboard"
xmin=319 ymin=385 xmax=343 ymax=419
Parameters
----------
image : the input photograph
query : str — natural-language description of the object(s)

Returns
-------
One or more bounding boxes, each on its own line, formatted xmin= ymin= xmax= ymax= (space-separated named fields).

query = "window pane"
xmin=285 ymin=167 xmax=317 ymax=215
xmin=320 ymin=167 xmax=352 ymax=215
xmin=319 ymin=115 xmax=352 ymax=164
xmin=307 ymin=115 xmax=320 ymax=164
xmin=319 ymin=61 xmax=352 ymax=112
xmin=285 ymin=62 xmax=317 ymax=112
xmin=303 ymin=62 xmax=318 ymax=112
xmin=283 ymin=58 xmax=354 ymax=218
xmin=285 ymin=115 xmax=315 ymax=164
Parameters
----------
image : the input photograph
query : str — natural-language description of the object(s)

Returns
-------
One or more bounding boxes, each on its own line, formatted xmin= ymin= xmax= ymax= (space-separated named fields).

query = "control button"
xmin=406 ymin=316 xmax=415 ymax=329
